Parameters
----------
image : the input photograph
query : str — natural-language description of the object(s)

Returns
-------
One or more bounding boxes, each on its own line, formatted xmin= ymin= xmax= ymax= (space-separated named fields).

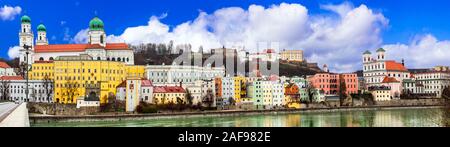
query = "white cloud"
xmin=320 ymin=1 xmax=353 ymax=17
xmin=7 ymin=46 xmax=21 ymax=59
xmin=60 ymin=21 xmax=67 ymax=26
xmin=0 ymin=5 xmax=22 ymax=21
xmin=72 ymin=28 xmax=89 ymax=43
xmin=383 ymin=34 xmax=450 ymax=69
xmin=87 ymin=2 xmax=389 ymax=72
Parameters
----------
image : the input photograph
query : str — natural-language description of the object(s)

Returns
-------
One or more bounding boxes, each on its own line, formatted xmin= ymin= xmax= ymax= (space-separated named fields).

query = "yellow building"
xmin=29 ymin=61 xmax=55 ymax=80
xmin=280 ymin=50 xmax=304 ymax=62
xmin=153 ymin=86 xmax=186 ymax=104
xmin=126 ymin=65 xmax=146 ymax=78
xmin=29 ymin=54 xmax=146 ymax=104
xmin=234 ymin=76 xmax=246 ymax=103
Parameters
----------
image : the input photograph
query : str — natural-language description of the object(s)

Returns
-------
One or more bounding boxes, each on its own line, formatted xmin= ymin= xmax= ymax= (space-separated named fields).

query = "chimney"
xmin=180 ymin=81 xmax=183 ymax=87
xmin=402 ymin=59 xmax=405 ymax=66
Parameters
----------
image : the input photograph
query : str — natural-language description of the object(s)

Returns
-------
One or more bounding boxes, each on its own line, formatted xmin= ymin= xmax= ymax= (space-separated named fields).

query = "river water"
xmin=31 ymin=108 xmax=448 ymax=127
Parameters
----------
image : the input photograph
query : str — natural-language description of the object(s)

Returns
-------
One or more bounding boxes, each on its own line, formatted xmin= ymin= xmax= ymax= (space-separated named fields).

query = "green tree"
xmin=185 ymin=90 xmax=193 ymax=106
xmin=339 ymin=76 xmax=348 ymax=106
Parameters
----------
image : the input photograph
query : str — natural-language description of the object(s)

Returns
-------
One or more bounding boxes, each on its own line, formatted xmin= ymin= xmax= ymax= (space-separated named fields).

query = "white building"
xmin=76 ymin=96 xmax=100 ymax=109
xmin=0 ymin=76 xmax=53 ymax=103
xmin=146 ymin=64 xmax=224 ymax=88
xmin=18 ymin=15 xmax=134 ymax=66
xmin=369 ymin=86 xmax=392 ymax=101
xmin=271 ymin=81 xmax=285 ymax=108
xmin=116 ymin=78 xmax=154 ymax=112
xmin=220 ymin=77 xmax=235 ymax=105
xmin=0 ymin=62 xmax=16 ymax=76
xmin=186 ymin=80 xmax=216 ymax=106
xmin=414 ymin=67 xmax=450 ymax=98
xmin=362 ymin=48 xmax=411 ymax=89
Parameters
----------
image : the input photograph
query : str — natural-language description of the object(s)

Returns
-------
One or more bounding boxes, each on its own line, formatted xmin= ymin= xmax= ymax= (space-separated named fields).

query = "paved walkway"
xmin=0 ymin=103 xmax=30 ymax=127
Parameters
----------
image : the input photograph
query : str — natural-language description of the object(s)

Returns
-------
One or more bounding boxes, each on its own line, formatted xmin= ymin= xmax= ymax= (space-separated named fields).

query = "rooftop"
xmin=0 ymin=76 xmax=24 ymax=80
xmin=35 ymin=43 xmax=130 ymax=53
xmin=0 ymin=62 xmax=11 ymax=68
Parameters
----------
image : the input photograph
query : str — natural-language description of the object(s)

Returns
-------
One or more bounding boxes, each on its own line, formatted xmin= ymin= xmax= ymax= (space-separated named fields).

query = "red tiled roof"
xmin=0 ymin=62 xmax=11 ymax=68
xmin=385 ymin=61 xmax=408 ymax=72
xmin=34 ymin=61 xmax=54 ymax=63
xmin=0 ymin=76 xmax=24 ymax=80
xmin=153 ymin=86 xmax=185 ymax=93
xmin=382 ymin=76 xmax=400 ymax=83
xmin=35 ymin=43 xmax=130 ymax=53
xmin=142 ymin=80 xmax=153 ymax=87
xmin=264 ymin=49 xmax=276 ymax=53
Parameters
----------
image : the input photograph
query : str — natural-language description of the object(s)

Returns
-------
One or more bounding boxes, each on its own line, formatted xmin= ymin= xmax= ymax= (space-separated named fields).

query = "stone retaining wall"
xmin=28 ymin=103 xmax=99 ymax=116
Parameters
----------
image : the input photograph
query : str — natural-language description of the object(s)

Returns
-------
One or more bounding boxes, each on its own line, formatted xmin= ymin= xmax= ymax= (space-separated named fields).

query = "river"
xmin=31 ymin=107 xmax=448 ymax=127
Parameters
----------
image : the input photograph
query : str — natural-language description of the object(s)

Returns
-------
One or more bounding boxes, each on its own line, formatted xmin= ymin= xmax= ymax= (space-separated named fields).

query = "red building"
xmin=308 ymin=72 xmax=358 ymax=95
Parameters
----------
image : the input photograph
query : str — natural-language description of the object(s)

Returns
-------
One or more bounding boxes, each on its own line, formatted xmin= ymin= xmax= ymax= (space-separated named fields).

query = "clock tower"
xmin=19 ymin=15 xmax=34 ymax=66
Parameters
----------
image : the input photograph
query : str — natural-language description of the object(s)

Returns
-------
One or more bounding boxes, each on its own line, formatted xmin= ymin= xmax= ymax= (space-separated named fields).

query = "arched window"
xmin=97 ymin=57 xmax=101 ymax=60
xmin=112 ymin=58 xmax=116 ymax=61
xmin=39 ymin=36 xmax=42 ymax=40
xmin=100 ymin=35 xmax=104 ymax=44
xmin=122 ymin=57 xmax=125 ymax=62
xmin=39 ymin=57 xmax=44 ymax=61
xmin=118 ymin=58 xmax=121 ymax=62
xmin=107 ymin=57 xmax=110 ymax=61
xmin=49 ymin=57 xmax=54 ymax=61
xmin=126 ymin=58 xmax=129 ymax=62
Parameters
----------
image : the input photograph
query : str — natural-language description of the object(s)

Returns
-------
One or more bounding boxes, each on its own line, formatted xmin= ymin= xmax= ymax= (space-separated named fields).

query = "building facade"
xmin=0 ymin=76 xmax=52 ymax=103
xmin=362 ymin=48 xmax=411 ymax=88
xmin=280 ymin=50 xmax=304 ymax=62
xmin=18 ymin=16 xmax=134 ymax=66
xmin=153 ymin=86 xmax=186 ymax=104
xmin=308 ymin=72 xmax=358 ymax=96
xmin=0 ymin=62 xmax=16 ymax=76
xmin=414 ymin=67 xmax=450 ymax=98
xmin=146 ymin=64 xmax=224 ymax=87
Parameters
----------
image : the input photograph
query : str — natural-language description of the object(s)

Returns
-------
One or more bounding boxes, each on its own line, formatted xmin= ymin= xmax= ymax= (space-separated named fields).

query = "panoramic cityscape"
xmin=0 ymin=0 xmax=449 ymax=128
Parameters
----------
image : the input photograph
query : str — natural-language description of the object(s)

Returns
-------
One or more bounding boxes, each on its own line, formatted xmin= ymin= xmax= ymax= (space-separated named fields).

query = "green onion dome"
xmin=21 ymin=15 xmax=31 ymax=23
xmin=37 ymin=24 xmax=46 ymax=32
xmin=89 ymin=17 xmax=104 ymax=31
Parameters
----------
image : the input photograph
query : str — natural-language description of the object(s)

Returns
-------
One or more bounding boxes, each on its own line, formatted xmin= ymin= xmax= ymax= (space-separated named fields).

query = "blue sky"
xmin=1 ymin=0 xmax=450 ymax=71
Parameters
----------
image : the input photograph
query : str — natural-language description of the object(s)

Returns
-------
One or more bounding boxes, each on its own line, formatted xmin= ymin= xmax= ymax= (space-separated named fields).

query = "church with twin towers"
xmin=18 ymin=15 xmax=134 ymax=66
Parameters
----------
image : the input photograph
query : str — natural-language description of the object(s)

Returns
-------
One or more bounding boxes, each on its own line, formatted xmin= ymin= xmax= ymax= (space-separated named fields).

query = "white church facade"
xmin=18 ymin=15 xmax=134 ymax=66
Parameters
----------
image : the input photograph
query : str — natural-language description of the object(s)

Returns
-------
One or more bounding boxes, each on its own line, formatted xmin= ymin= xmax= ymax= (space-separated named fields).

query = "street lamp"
xmin=23 ymin=44 xmax=32 ymax=103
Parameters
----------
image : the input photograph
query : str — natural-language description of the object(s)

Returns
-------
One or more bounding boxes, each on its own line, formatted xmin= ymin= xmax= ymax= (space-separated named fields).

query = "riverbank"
xmin=29 ymin=105 xmax=444 ymax=124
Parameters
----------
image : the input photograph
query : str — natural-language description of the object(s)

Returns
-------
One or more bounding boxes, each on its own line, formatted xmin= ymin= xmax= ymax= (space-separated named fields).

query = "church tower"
xmin=88 ymin=17 xmax=106 ymax=47
xmin=19 ymin=15 xmax=34 ymax=66
xmin=36 ymin=24 xmax=48 ymax=45
xmin=376 ymin=48 xmax=386 ymax=61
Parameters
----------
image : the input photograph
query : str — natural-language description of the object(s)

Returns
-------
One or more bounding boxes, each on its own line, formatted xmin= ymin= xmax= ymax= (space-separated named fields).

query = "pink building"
xmin=308 ymin=72 xmax=358 ymax=95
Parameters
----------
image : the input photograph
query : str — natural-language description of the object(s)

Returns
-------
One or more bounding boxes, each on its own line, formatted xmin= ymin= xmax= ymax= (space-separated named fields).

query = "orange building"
xmin=215 ymin=77 xmax=223 ymax=98
xmin=285 ymin=83 xmax=300 ymax=101
xmin=308 ymin=72 xmax=358 ymax=95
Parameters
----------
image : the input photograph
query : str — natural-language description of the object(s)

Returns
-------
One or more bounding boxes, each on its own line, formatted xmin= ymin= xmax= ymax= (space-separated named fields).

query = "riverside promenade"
xmin=0 ymin=103 xmax=30 ymax=127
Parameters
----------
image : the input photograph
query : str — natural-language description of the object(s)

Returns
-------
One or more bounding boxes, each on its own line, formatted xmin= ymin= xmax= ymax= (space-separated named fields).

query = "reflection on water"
xmin=32 ymin=108 xmax=446 ymax=127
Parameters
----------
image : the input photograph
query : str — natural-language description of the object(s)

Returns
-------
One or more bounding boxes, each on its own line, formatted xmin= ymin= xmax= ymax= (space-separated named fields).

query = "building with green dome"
xmin=21 ymin=15 xmax=31 ymax=23
xmin=89 ymin=17 xmax=104 ymax=31
xmin=36 ymin=24 xmax=48 ymax=45
xmin=18 ymin=15 xmax=135 ymax=66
